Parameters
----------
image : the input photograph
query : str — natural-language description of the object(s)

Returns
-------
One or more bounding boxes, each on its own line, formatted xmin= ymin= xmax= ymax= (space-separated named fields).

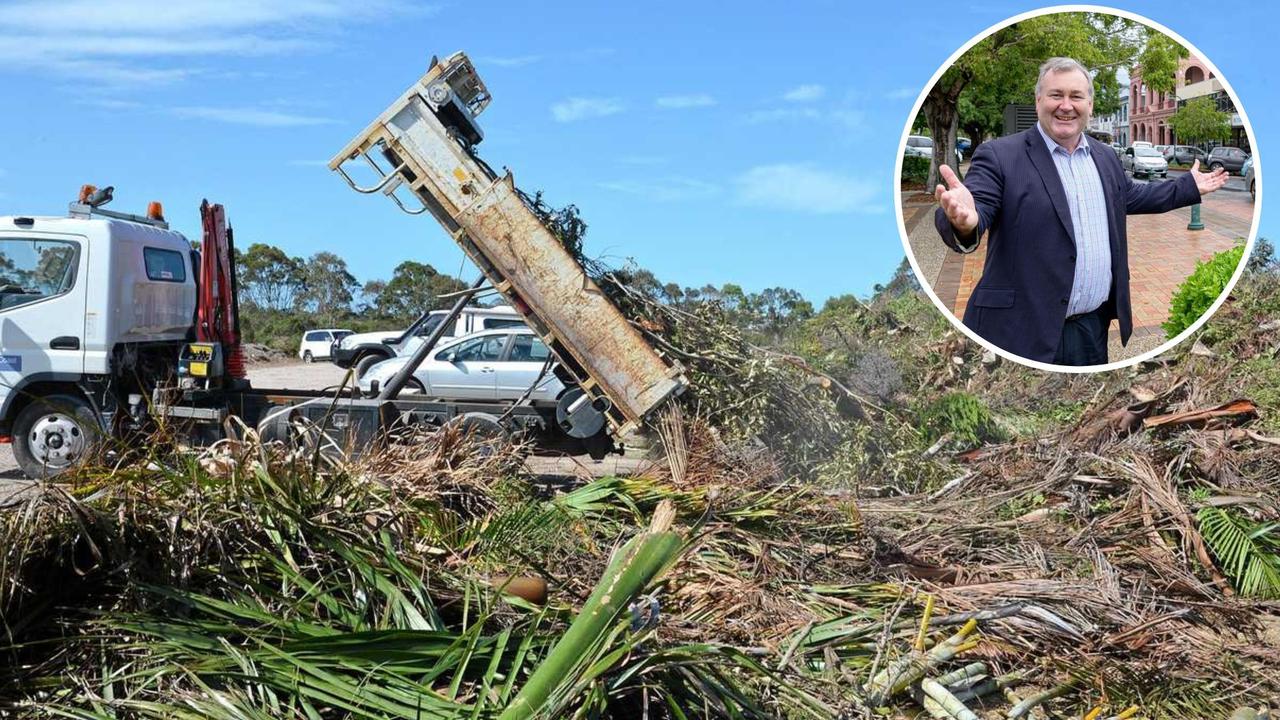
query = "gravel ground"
xmin=0 ymin=359 xmax=640 ymax=504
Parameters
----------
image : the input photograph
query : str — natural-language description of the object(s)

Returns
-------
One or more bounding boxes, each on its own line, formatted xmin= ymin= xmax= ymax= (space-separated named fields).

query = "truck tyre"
xmin=354 ymin=353 xmax=387 ymax=379
xmin=446 ymin=412 xmax=509 ymax=456
xmin=303 ymin=350 xmax=314 ymax=363
xmin=12 ymin=394 xmax=102 ymax=479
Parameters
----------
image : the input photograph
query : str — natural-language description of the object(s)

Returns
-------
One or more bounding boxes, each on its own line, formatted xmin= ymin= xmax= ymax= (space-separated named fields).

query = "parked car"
xmin=1131 ymin=141 xmax=1153 ymax=148
xmin=298 ymin=328 xmax=352 ymax=362
xmin=1206 ymin=146 xmax=1250 ymax=174
xmin=904 ymin=135 xmax=963 ymax=163
xmin=1122 ymin=146 xmax=1168 ymax=179
xmin=904 ymin=135 xmax=933 ymax=158
xmin=1243 ymin=157 xmax=1255 ymax=202
xmin=358 ymin=327 xmax=564 ymax=403
xmin=1111 ymin=143 xmax=1124 ymax=157
xmin=332 ymin=305 xmax=524 ymax=378
xmin=1164 ymin=145 xmax=1207 ymax=166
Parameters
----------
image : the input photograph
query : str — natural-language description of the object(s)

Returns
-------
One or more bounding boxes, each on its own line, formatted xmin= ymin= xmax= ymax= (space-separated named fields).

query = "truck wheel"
xmin=12 ymin=394 xmax=101 ymax=479
xmin=354 ymin=353 xmax=387 ymax=379
xmin=303 ymin=350 xmax=314 ymax=363
xmin=446 ymin=413 xmax=510 ymax=456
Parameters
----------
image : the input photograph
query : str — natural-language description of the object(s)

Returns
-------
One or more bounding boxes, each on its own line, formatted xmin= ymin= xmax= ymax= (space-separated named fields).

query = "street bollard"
xmin=1187 ymin=202 xmax=1205 ymax=231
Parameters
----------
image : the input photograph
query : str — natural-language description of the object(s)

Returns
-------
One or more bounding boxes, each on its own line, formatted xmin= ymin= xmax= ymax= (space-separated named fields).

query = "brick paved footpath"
xmin=904 ymin=182 xmax=1250 ymax=356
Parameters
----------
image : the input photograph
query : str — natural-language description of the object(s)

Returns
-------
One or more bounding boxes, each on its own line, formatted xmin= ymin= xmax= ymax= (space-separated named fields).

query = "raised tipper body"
xmin=330 ymin=52 xmax=686 ymax=435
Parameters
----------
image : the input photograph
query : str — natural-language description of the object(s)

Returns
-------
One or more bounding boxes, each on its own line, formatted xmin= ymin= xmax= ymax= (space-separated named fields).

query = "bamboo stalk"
xmin=952 ymin=671 xmax=1024 ymax=703
xmin=934 ymin=662 xmax=987 ymax=690
xmin=867 ymin=619 xmax=980 ymax=705
xmin=915 ymin=593 xmax=936 ymax=652
xmin=920 ymin=678 xmax=980 ymax=720
xmin=1007 ymin=679 xmax=1078 ymax=719
xmin=498 ymin=501 xmax=684 ymax=720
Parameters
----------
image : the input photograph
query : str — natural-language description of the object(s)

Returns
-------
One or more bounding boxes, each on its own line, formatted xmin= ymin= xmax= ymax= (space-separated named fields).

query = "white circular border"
xmin=894 ymin=4 xmax=1262 ymax=374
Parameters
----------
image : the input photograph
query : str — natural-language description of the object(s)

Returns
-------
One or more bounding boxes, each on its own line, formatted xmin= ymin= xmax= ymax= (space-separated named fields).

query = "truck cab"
xmin=0 ymin=198 xmax=196 ymax=477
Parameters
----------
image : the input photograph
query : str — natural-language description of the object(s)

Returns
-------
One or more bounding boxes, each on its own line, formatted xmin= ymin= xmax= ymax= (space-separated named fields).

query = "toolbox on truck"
xmin=329 ymin=52 xmax=686 ymax=436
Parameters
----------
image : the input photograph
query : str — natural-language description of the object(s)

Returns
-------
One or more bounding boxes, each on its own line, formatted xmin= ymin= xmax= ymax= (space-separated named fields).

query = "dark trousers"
xmin=1053 ymin=307 xmax=1109 ymax=366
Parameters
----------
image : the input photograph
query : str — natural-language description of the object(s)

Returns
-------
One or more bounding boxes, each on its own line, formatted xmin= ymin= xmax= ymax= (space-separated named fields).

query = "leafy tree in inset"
xmin=1167 ymin=96 xmax=1231 ymax=149
xmin=922 ymin=14 xmax=1175 ymax=188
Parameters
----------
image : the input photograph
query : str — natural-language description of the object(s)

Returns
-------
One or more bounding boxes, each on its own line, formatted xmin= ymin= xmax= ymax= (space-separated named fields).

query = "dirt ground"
xmin=0 ymin=360 xmax=644 ymax=505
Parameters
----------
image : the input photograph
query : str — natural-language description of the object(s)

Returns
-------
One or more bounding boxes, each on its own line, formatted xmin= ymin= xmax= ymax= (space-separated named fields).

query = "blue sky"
xmin=0 ymin=0 xmax=1273 ymax=306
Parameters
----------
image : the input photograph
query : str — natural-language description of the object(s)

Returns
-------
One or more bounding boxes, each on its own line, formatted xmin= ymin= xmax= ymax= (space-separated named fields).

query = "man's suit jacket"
xmin=934 ymin=127 xmax=1201 ymax=362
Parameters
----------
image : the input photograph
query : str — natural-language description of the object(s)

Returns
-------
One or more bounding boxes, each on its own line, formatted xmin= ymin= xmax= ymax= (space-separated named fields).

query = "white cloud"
xmin=733 ymin=164 xmax=881 ymax=215
xmin=171 ymin=106 xmax=337 ymax=127
xmin=655 ymin=94 xmax=716 ymax=109
xmin=0 ymin=0 xmax=428 ymax=33
xmin=0 ymin=0 xmax=427 ymax=87
xmin=782 ymin=84 xmax=825 ymax=102
xmin=77 ymin=97 xmax=145 ymax=110
xmin=886 ymin=87 xmax=917 ymax=100
xmin=551 ymin=97 xmax=623 ymax=122
xmin=599 ymin=177 xmax=720 ymax=202
xmin=0 ymin=35 xmax=311 ymax=59
xmin=745 ymin=107 xmax=821 ymax=124
xmin=479 ymin=55 xmax=542 ymax=68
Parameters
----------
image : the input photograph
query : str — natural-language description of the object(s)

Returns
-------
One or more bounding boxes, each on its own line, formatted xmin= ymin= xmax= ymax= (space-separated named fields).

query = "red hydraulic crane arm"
xmin=197 ymin=200 xmax=245 ymax=379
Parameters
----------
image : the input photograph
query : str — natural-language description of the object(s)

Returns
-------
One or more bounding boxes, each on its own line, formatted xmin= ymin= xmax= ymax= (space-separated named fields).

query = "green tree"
xmin=376 ymin=261 xmax=468 ymax=322
xmin=357 ymin=279 xmax=387 ymax=315
xmin=239 ymin=243 xmax=303 ymax=312
xmin=296 ymin=252 xmax=358 ymax=325
xmin=1135 ymin=32 xmax=1189 ymax=96
xmin=922 ymin=13 xmax=1157 ymax=188
xmin=1167 ymin=96 xmax=1231 ymax=148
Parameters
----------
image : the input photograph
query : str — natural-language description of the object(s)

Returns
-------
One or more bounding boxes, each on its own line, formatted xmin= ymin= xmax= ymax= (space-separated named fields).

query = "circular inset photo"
xmin=895 ymin=6 xmax=1259 ymax=372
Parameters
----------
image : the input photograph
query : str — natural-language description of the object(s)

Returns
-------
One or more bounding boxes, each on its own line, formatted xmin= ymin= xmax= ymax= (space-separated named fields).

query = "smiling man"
xmin=934 ymin=57 xmax=1228 ymax=366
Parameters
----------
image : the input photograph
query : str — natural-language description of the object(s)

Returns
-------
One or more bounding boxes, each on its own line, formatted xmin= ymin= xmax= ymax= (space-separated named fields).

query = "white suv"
xmin=298 ymin=328 xmax=352 ymax=362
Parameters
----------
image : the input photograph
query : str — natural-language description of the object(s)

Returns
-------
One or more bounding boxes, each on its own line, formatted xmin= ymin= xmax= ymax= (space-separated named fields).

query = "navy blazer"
xmin=935 ymin=127 xmax=1201 ymax=362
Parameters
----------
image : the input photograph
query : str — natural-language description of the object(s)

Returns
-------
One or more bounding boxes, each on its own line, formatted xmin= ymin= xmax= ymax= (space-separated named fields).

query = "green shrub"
xmin=901 ymin=155 xmax=930 ymax=185
xmin=920 ymin=391 xmax=1001 ymax=447
xmin=1163 ymin=245 xmax=1245 ymax=338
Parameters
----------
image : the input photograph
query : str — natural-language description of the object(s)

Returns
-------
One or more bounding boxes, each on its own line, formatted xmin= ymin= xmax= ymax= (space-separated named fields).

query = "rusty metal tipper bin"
xmin=329 ymin=52 xmax=686 ymax=436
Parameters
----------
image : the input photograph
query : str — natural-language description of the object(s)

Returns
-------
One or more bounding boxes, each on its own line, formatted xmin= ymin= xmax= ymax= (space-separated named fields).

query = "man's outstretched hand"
xmin=935 ymin=164 xmax=978 ymax=236
xmin=1189 ymin=159 xmax=1229 ymax=196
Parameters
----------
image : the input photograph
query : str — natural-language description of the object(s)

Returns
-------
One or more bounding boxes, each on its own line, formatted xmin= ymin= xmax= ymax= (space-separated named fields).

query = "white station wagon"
xmin=358 ymin=327 xmax=565 ymax=402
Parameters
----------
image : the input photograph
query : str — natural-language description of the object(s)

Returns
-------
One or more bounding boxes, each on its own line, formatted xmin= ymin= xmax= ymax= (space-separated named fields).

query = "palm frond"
xmin=1197 ymin=507 xmax=1280 ymax=598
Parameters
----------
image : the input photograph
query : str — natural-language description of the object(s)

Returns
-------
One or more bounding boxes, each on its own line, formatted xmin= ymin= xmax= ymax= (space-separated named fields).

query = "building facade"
xmin=1129 ymin=56 xmax=1246 ymax=151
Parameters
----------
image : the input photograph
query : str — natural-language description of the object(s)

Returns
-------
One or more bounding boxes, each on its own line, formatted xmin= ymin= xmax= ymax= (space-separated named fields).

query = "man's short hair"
xmin=1035 ymin=57 xmax=1094 ymax=98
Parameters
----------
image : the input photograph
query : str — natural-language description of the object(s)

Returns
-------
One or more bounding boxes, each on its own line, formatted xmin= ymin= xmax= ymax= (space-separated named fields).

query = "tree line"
xmin=235 ymin=243 xmax=470 ymax=326
xmin=230 ymin=238 xmax=872 ymax=353
xmin=233 ymin=243 xmax=472 ymax=351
